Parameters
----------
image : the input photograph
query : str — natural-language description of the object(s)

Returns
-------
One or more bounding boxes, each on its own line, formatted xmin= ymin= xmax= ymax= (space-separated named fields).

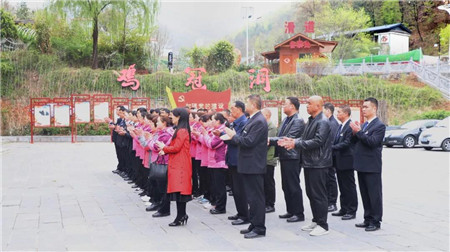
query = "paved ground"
xmin=1 ymin=142 xmax=449 ymax=251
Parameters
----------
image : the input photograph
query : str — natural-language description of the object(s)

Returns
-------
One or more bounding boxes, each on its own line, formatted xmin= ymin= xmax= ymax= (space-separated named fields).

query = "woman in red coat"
xmin=157 ymin=107 xmax=192 ymax=226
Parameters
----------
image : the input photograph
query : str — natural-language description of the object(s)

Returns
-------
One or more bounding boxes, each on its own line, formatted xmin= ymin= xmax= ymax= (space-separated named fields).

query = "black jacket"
xmin=352 ymin=117 xmax=386 ymax=173
xmin=269 ymin=113 xmax=305 ymax=160
xmin=294 ymin=112 xmax=332 ymax=169
xmin=231 ymin=111 xmax=268 ymax=174
xmin=332 ymin=120 xmax=354 ymax=170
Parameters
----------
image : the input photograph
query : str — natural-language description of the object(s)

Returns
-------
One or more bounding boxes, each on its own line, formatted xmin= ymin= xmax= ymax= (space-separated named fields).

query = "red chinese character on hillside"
xmin=304 ymin=21 xmax=315 ymax=33
xmin=248 ymin=68 xmax=271 ymax=92
xmin=285 ymin=21 xmax=295 ymax=34
xmin=117 ymin=64 xmax=140 ymax=91
xmin=184 ymin=67 xmax=207 ymax=90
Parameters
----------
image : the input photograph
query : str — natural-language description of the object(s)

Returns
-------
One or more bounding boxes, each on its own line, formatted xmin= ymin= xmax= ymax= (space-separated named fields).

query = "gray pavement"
xmin=1 ymin=142 xmax=449 ymax=251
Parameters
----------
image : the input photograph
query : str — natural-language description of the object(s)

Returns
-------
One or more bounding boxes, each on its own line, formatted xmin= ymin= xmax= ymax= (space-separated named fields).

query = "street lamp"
xmin=242 ymin=6 xmax=253 ymax=65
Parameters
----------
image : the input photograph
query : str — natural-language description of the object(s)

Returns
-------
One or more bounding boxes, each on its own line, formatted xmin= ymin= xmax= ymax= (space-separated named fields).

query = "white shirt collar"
xmin=341 ymin=118 xmax=351 ymax=127
xmin=249 ymin=110 xmax=260 ymax=119
xmin=367 ymin=116 xmax=377 ymax=125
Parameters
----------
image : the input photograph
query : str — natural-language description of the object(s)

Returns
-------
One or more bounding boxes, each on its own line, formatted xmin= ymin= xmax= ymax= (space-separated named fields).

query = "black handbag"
xmin=149 ymin=156 xmax=167 ymax=181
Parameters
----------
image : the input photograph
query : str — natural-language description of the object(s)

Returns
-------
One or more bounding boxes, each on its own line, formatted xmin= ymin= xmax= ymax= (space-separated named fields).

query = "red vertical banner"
xmin=131 ymin=97 xmax=150 ymax=111
xmin=92 ymin=94 xmax=112 ymax=123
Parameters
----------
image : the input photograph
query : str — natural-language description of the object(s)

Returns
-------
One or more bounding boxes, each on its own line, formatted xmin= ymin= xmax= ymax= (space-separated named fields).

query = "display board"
xmin=131 ymin=97 xmax=151 ymax=111
xmin=92 ymin=94 xmax=112 ymax=123
xmin=112 ymin=97 xmax=130 ymax=122
xmin=262 ymin=100 xmax=280 ymax=128
xmin=34 ymin=105 xmax=51 ymax=127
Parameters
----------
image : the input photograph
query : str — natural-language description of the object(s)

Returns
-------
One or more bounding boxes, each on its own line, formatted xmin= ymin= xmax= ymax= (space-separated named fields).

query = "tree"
xmin=205 ymin=41 xmax=235 ymax=74
xmin=440 ymin=24 xmax=450 ymax=55
xmin=54 ymin=0 xmax=112 ymax=69
xmin=314 ymin=3 xmax=376 ymax=60
xmin=186 ymin=45 xmax=208 ymax=68
xmin=108 ymin=0 xmax=159 ymax=67
xmin=148 ymin=28 xmax=170 ymax=72
xmin=404 ymin=0 xmax=424 ymax=42
xmin=381 ymin=0 xmax=402 ymax=25
xmin=15 ymin=1 xmax=30 ymax=20
xmin=0 ymin=9 xmax=18 ymax=39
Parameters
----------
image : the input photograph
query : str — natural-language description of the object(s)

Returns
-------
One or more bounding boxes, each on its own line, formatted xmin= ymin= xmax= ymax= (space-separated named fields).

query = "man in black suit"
xmin=323 ymin=102 xmax=339 ymax=212
xmin=224 ymin=94 xmax=268 ymax=239
xmin=280 ymin=96 xmax=332 ymax=236
xmin=269 ymin=97 xmax=305 ymax=223
xmin=222 ymin=101 xmax=249 ymax=226
xmin=350 ymin=97 xmax=386 ymax=232
xmin=331 ymin=105 xmax=358 ymax=220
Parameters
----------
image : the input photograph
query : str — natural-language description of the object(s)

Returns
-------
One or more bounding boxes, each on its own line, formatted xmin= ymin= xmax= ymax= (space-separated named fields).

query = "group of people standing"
xmin=107 ymin=94 xmax=386 ymax=239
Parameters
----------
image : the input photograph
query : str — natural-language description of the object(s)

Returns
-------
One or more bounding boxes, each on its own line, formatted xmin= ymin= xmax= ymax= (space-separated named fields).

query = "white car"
xmin=419 ymin=116 xmax=450 ymax=151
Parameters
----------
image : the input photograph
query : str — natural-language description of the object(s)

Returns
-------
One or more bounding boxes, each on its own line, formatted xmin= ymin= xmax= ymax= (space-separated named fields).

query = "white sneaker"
xmin=301 ymin=222 xmax=317 ymax=231
xmin=141 ymin=196 xmax=150 ymax=202
xmin=144 ymin=202 xmax=152 ymax=206
xmin=203 ymin=202 xmax=212 ymax=209
xmin=309 ymin=225 xmax=329 ymax=236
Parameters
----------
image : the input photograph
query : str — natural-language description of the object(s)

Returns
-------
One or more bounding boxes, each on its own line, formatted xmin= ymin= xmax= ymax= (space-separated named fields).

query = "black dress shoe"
xmin=131 ymin=184 xmax=139 ymax=188
xmin=355 ymin=222 xmax=370 ymax=228
xmin=228 ymin=214 xmax=239 ymax=220
xmin=244 ymin=231 xmax=265 ymax=239
xmin=228 ymin=191 xmax=233 ymax=196
xmin=287 ymin=215 xmax=305 ymax=223
xmin=138 ymin=191 xmax=147 ymax=196
xmin=112 ymin=169 xmax=120 ymax=174
xmin=146 ymin=204 xmax=160 ymax=212
xmin=232 ymin=219 xmax=250 ymax=225
xmin=210 ymin=209 xmax=226 ymax=214
xmin=331 ymin=210 xmax=345 ymax=217
xmin=279 ymin=213 xmax=293 ymax=219
xmin=265 ymin=206 xmax=275 ymax=213
xmin=365 ymin=224 xmax=380 ymax=232
xmin=152 ymin=211 xmax=170 ymax=217
xmin=127 ymin=181 xmax=134 ymax=184
xmin=240 ymin=227 xmax=252 ymax=234
xmin=328 ymin=204 xmax=337 ymax=212
xmin=341 ymin=214 xmax=356 ymax=220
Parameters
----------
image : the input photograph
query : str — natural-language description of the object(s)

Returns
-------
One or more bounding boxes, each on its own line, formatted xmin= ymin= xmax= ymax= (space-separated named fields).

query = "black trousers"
xmin=336 ymin=169 xmax=358 ymax=215
xmin=210 ymin=168 xmax=227 ymax=212
xmin=357 ymin=171 xmax=382 ymax=226
xmin=242 ymin=173 xmax=266 ymax=234
xmin=229 ymin=166 xmax=248 ymax=221
xmin=280 ymin=160 xmax=304 ymax=216
xmin=198 ymin=165 xmax=210 ymax=200
xmin=156 ymin=177 xmax=170 ymax=214
xmin=304 ymin=168 xmax=329 ymax=230
xmin=327 ymin=166 xmax=338 ymax=205
xmin=114 ymin=142 xmax=121 ymax=171
xmin=264 ymin=165 xmax=276 ymax=208
xmin=191 ymin=158 xmax=201 ymax=196
xmin=116 ymin=146 xmax=127 ymax=173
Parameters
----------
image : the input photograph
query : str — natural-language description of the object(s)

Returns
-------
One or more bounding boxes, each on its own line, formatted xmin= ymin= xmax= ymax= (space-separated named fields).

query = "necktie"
xmin=362 ymin=122 xmax=368 ymax=131
xmin=335 ymin=124 xmax=342 ymax=140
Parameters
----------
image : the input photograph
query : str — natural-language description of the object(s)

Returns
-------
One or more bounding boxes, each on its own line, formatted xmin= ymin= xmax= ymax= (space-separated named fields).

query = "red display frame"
xmin=131 ymin=97 xmax=150 ymax=111
xmin=92 ymin=94 xmax=112 ymax=124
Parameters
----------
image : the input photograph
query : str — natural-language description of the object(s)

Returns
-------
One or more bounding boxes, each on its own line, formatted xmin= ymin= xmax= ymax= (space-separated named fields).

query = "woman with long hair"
xmin=156 ymin=108 xmax=192 ymax=226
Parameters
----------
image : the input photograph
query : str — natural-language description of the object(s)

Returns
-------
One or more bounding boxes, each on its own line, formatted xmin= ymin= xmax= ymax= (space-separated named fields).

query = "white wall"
xmin=377 ymin=32 xmax=410 ymax=55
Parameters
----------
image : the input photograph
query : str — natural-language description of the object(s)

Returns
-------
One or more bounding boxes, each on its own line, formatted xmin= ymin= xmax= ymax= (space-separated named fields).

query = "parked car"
xmin=419 ymin=117 xmax=450 ymax=151
xmin=383 ymin=119 xmax=439 ymax=148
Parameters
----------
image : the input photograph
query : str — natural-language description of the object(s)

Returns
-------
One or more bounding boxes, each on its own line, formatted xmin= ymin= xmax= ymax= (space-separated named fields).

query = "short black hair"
xmin=247 ymin=94 xmax=262 ymax=110
xmin=324 ymin=102 xmax=335 ymax=113
xmin=234 ymin=101 xmax=245 ymax=113
xmin=160 ymin=108 xmax=170 ymax=115
xmin=338 ymin=105 xmax=351 ymax=116
xmin=119 ymin=106 xmax=126 ymax=111
xmin=364 ymin=97 xmax=378 ymax=109
xmin=214 ymin=113 xmax=227 ymax=124
xmin=286 ymin=97 xmax=300 ymax=111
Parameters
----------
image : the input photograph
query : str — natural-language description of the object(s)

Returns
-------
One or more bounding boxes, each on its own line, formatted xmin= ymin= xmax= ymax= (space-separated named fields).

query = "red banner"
xmin=171 ymin=89 xmax=231 ymax=111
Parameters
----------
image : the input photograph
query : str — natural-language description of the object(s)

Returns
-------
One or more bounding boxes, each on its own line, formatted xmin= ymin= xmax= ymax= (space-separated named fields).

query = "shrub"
xmin=413 ymin=110 xmax=450 ymax=120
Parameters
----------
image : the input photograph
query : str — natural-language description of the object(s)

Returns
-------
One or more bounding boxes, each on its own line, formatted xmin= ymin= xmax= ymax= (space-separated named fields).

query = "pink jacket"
xmin=190 ymin=122 xmax=199 ymax=158
xmin=139 ymin=128 xmax=156 ymax=168
xmin=197 ymin=127 xmax=213 ymax=167
xmin=204 ymin=124 xmax=228 ymax=169
xmin=148 ymin=127 xmax=173 ymax=165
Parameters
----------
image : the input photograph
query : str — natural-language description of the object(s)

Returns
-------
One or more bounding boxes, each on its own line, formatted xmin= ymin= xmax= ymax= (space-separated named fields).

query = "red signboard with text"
xmin=171 ymin=89 xmax=231 ymax=111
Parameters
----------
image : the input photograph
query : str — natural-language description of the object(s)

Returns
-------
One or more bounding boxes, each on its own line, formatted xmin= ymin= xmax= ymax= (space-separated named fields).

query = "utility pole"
xmin=242 ymin=6 xmax=253 ymax=65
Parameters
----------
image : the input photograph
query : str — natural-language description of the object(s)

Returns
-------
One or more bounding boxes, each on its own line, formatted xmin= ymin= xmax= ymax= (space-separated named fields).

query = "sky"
xmin=7 ymin=0 xmax=291 ymax=52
